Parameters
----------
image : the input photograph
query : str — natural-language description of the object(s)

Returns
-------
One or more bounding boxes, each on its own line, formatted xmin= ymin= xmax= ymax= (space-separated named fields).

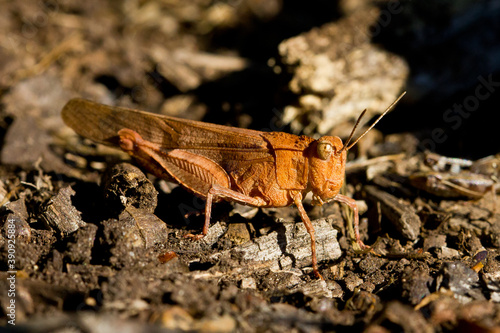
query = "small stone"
xmin=224 ymin=223 xmax=251 ymax=245
xmin=240 ymin=277 xmax=257 ymax=289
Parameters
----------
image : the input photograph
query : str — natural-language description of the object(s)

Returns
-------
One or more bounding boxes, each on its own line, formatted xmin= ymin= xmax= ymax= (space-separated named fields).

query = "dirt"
xmin=1 ymin=0 xmax=500 ymax=332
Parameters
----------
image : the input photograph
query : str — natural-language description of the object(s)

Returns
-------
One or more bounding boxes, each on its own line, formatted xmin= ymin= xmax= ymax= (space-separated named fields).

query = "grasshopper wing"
xmin=62 ymin=98 xmax=274 ymax=169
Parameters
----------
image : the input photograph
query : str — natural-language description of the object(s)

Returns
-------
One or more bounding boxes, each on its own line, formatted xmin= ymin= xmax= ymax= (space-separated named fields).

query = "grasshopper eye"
xmin=317 ymin=141 xmax=333 ymax=160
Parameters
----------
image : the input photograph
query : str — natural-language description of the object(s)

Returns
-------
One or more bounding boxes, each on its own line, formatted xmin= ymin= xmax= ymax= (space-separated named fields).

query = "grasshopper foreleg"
xmin=333 ymin=194 xmax=370 ymax=251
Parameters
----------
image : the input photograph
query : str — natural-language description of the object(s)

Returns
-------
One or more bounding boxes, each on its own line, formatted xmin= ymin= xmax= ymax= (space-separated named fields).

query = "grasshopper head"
xmin=309 ymin=92 xmax=406 ymax=205
xmin=309 ymin=136 xmax=347 ymax=204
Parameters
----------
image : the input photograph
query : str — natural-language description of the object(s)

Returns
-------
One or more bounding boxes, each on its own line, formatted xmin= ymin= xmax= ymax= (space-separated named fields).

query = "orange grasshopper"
xmin=62 ymin=92 xmax=405 ymax=278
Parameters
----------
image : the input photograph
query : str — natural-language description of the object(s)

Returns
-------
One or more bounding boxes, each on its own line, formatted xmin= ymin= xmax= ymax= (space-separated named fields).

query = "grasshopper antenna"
xmin=339 ymin=108 xmax=368 ymax=154
xmin=339 ymin=91 xmax=406 ymax=153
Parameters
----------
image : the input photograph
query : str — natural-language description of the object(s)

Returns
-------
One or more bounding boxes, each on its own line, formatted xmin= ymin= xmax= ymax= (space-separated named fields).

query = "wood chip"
xmin=364 ymin=185 xmax=421 ymax=241
xmin=233 ymin=218 xmax=341 ymax=272
xmin=41 ymin=186 xmax=86 ymax=235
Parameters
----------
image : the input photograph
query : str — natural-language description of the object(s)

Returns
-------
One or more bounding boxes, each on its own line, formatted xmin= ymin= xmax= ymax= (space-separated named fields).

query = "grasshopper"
xmin=62 ymin=92 xmax=406 ymax=278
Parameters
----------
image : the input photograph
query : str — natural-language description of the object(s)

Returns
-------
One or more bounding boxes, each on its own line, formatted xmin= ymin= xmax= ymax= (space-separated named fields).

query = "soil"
xmin=1 ymin=1 xmax=500 ymax=332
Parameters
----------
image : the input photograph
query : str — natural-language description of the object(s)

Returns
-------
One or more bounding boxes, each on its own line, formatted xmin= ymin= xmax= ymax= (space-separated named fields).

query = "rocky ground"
xmin=1 ymin=0 xmax=500 ymax=332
